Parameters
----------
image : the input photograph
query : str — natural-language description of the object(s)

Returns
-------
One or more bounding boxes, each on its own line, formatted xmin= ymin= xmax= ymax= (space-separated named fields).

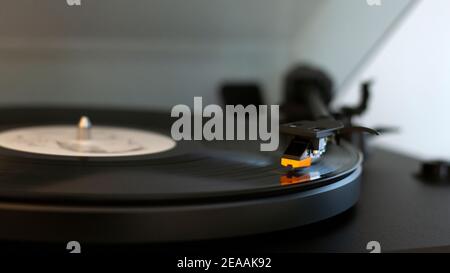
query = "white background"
xmin=0 ymin=0 xmax=410 ymax=107
xmin=334 ymin=0 xmax=450 ymax=160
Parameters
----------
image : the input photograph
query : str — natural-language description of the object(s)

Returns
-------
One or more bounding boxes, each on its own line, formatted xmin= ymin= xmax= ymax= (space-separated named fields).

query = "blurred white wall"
xmin=291 ymin=0 xmax=412 ymax=90
xmin=334 ymin=0 xmax=450 ymax=160
xmin=0 ymin=0 xmax=410 ymax=109
xmin=0 ymin=0 xmax=314 ymax=108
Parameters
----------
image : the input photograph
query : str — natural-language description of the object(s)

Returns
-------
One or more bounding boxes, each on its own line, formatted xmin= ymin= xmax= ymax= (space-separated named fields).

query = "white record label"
xmin=0 ymin=125 xmax=176 ymax=157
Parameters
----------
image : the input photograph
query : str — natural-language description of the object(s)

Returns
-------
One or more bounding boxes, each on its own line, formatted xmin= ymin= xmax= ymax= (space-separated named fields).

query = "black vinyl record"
xmin=0 ymin=107 xmax=362 ymax=243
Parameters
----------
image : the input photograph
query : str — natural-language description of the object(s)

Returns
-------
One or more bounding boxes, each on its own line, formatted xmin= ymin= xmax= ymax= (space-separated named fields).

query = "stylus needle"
xmin=77 ymin=116 xmax=92 ymax=141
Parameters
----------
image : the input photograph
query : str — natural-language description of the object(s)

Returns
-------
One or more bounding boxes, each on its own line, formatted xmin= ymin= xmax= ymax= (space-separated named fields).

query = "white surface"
xmin=334 ymin=0 xmax=450 ymax=160
xmin=0 ymin=126 xmax=176 ymax=157
xmin=291 ymin=0 xmax=412 ymax=89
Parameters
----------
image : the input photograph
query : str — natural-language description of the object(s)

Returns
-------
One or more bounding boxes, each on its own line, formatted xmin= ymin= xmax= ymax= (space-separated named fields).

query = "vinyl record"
xmin=0 ymin=107 xmax=362 ymax=243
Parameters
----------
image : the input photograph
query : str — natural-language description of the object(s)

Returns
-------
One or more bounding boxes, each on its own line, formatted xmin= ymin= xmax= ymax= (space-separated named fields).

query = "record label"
xmin=0 ymin=125 xmax=176 ymax=157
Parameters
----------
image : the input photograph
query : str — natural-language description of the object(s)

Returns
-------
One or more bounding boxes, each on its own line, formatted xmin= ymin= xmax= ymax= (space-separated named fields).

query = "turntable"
xmin=0 ymin=63 xmax=381 ymax=244
xmin=0 ymin=0 xmax=422 ymax=251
